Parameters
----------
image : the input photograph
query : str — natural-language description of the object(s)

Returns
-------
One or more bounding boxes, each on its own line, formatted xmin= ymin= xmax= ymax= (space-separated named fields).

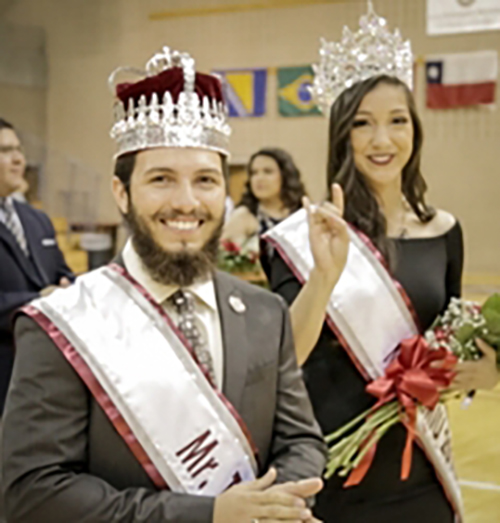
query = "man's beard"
xmin=124 ymin=203 xmax=223 ymax=287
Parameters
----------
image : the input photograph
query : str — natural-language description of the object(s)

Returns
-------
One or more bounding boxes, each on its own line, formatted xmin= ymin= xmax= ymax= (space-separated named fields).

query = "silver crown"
xmin=109 ymin=47 xmax=231 ymax=157
xmin=311 ymin=1 xmax=413 ymax=114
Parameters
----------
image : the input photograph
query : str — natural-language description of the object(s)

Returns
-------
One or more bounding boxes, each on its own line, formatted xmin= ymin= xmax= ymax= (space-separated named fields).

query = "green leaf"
xmin=483 ymin=309 xmax=500 ymax=336
xmin=455 ymin=323 xmax=475 ymax=344
xmin=482 ymin=293 xmax=500 ymax=314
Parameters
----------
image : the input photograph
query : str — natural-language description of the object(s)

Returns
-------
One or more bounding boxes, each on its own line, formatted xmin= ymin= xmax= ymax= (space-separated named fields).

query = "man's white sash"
xmin=265 ymin=209 xmax=464 ymax=521
xmin=26 ymin=265 xmax=257 ymax=496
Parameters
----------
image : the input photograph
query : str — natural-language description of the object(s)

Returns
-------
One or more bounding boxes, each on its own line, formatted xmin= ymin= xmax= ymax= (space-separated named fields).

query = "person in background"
xmin=222 ymin=147 xmax=306 ymax=277
xmin=0 ymin=117 xmax=73 ymax=415
xmin=0 ymin=117 xmax=73 ymax=523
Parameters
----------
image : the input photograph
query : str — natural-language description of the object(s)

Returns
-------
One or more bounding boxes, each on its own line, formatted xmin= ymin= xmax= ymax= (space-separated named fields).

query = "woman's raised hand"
xmin=304 ymin=183 xmax=350 ymax=287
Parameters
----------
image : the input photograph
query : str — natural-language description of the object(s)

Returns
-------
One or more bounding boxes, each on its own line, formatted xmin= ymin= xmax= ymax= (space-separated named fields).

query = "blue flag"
xmin=213 ymin=68 xmax=267 ymax=117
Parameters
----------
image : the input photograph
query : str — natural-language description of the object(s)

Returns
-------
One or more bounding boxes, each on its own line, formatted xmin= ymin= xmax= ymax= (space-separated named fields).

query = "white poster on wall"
xmin=427 ymin=0 xmax=500 ymax=35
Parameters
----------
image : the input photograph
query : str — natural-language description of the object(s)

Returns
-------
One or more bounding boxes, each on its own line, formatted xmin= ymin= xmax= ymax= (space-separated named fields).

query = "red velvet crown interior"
xmin=116 ymin=67 xmax=224 ymax=106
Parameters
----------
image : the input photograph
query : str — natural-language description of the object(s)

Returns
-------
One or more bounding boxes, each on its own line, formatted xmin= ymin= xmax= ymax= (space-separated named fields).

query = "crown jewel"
xmin=109 ymin=47 xmax=231 ymax=157
xmin=311 ymin=1 xmax=413 ymax=113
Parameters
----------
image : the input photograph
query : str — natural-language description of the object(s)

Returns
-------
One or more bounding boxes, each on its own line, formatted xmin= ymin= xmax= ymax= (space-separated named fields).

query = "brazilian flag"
xmin=278 ymin=66 xmax=321 ymax=117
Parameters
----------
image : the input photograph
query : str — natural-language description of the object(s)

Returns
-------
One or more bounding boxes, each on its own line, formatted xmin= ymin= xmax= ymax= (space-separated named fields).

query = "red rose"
xmin=434 ymin=327 xmax=450 ymax=342
xmin=221 ymin=240 xmax=240 ymax=254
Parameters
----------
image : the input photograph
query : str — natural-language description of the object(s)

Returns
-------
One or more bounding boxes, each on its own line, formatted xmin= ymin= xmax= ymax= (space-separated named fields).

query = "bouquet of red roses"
xmin=324 ymin=294 xmax=500 ymax=485
xmin=217 ymin=239 xmax=261 ymax=274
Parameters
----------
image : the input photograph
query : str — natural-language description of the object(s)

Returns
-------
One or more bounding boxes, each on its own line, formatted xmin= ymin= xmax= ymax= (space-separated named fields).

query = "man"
xmin=0 ymin=118 xmax=73 ymax=415
xmin=2 ymin=47 xmax=326 ymax=522
xmin=0 ymin=118 xmax=73 ymax=523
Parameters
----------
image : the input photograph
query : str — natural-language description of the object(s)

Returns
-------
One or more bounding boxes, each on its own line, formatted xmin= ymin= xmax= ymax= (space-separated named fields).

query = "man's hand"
xmin=213 ymin=468 xmax=321 ymax=523
xmin=267 ymin=478 xmax=324 ymax=522
xmin=40 ymin=277 xmax=72 ymax=297
xmin=305 ymin=183 xmax=349 ymax=288
xmin=266 ymin=477 xmax=323 ymax=500
xmin=39 ymin=285 xmax=59 ymax=298
xmin=59 ymin=276 xmax=71 ymax=288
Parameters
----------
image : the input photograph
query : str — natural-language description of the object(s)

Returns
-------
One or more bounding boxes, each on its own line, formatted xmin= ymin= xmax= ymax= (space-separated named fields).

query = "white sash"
xmin=26 ymin=265 xmax=257 ymax=496
xmin=265 ymin=209 xmax=464 ymax=521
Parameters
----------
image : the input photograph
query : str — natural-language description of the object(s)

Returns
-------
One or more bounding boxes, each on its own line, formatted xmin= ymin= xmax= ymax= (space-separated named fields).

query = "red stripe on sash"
xmin=21 ymin=304 xmax=169 ymax=490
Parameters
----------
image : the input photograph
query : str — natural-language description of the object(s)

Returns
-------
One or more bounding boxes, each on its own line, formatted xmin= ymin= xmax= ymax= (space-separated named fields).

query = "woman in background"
xmin=222 ymin=147 xmax=306 ymax=275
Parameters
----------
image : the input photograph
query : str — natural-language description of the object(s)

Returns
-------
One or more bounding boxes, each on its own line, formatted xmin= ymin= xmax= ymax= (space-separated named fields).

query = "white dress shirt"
xmin=122 ymin=239 xmax=224 ymax=389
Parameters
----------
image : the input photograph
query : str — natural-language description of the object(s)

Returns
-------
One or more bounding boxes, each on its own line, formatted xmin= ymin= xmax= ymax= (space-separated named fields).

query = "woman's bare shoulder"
xmin=428 ymin=209 xmax=457 ymax=236
xmin=223 ymin=205 xmax=258 ymax=240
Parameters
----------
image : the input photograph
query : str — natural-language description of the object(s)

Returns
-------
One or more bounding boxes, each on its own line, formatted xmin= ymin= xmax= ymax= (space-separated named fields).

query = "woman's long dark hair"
xmin=239 ymin=147 xmax=306 ymax=216
xmin=327 ymin=75 xmax=435 ymax=264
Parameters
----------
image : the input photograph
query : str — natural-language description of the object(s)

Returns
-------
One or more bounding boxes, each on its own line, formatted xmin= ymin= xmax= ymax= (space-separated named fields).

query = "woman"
xmin=222 ymin=147 xmax=306 ymax=276
xmin=266 ymin=71 xmax=499 ymax=523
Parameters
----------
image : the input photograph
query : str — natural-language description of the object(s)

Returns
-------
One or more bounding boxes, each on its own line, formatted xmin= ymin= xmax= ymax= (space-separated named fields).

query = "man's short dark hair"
xmin=113 ymin=150 xmax=229 ymax=194
xmin=113 ymin=151 xmax=137 ymax=192
xmin=0 ymin=118 xmax=15 ymax=132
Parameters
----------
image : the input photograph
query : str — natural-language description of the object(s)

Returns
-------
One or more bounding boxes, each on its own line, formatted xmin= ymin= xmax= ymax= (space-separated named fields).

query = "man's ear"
xmin=111 ymin=176 xmax=129 ymax=215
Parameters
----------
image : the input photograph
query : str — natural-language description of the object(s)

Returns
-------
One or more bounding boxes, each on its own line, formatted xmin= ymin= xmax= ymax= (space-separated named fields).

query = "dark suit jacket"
xmin=1 ymin=266 xmax=326 ymax=523
xmin=0 ymin=201 xmax=73 ymax=414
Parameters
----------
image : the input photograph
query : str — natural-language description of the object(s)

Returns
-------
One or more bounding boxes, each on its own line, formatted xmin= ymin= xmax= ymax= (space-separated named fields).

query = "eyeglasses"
xmin=0 ymin=145 xmax=25 ymax=155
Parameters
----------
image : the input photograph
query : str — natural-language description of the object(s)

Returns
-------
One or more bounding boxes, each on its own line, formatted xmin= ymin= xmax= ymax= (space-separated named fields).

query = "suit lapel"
xmin=0 ymin=219 xmax=43 ymax=288
xmin=214 ymin=271 xmax=249 ymax=413
xmin=14 ymin=202 xmax=48 ymax=287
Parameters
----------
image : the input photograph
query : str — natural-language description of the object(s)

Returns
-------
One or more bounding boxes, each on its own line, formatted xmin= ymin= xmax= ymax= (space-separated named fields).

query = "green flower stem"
xmin=327 ymin=403 xmax=399 ymax=465
xmin=351 ymin=416 xmax=400 ymax=468
xmin=338 ymin=424 xmax=378 ymax=469
xmin=325 ymin=403 xmax=401 ymax=479
xmin=337 ymin=415 xmax=401 ymax=477
xmin=325 ymin=401 xmax=398 ymax=444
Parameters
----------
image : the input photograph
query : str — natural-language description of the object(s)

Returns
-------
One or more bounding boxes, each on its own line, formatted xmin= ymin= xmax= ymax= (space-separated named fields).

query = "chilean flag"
xmin=426 ymin=51 xmax=498 ymax=109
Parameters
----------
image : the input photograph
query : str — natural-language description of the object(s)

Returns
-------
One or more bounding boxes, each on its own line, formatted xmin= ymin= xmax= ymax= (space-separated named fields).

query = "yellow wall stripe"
xmin=150 ymin=0 xmax=339 ymax=21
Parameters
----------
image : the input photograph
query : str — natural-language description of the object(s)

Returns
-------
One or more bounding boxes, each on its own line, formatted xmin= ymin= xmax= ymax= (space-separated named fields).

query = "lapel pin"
xmin=229 ymin=295 xmax=246 ymax=314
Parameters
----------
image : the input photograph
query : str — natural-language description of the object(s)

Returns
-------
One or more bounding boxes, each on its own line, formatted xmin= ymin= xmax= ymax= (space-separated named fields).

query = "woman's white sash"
xmin=25 ymin=265 xmax=257 ymax=496
xmin=265 ymin=209 xmax=464 ymax=521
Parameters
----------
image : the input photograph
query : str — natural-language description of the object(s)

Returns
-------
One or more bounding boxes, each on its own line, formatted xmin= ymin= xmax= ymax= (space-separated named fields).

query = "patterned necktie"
xmin=0 ymin=198 xmax=28 ymax=256
xmin=169 ymin=289 xmax=217 ymax=385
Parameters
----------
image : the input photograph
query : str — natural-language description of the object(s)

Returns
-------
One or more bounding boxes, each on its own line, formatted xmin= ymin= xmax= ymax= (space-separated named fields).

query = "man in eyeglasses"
xmin=0 ymin=118 xmax=73 ymax=417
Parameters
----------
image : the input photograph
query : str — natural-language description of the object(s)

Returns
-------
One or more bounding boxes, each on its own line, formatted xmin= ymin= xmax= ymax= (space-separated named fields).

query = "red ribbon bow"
xmin=345 ymin=335 xmax=457 ymax=487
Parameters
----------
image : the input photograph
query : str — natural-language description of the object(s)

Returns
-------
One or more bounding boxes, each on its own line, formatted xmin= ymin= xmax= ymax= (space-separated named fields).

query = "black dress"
xmin=270 ymin=222 xmax=464 ymax=523
xmin=258 ymin=211 xmax=282 ymax=280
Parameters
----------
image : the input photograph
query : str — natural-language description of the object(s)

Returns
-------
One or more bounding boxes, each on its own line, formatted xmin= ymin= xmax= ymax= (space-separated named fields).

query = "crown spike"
xmin=113 ymin=101 xmax=125 ymax=123
xmin=211 ymin=98 xmax=219 ymax=116
xmin=202 ymin=96 xmax=213 ymax=127
xmin=149 ymin=92 xmax=160 ymax=125
xmin=137 ymin=95 xmax=148 ymax=126
xmin=110 ymin=102 xmax=127 ymax=138
xmin=126 ymin=98 xmax=136 ymax=130
xmin=162 ymin=91 xmax=175 ymax=123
